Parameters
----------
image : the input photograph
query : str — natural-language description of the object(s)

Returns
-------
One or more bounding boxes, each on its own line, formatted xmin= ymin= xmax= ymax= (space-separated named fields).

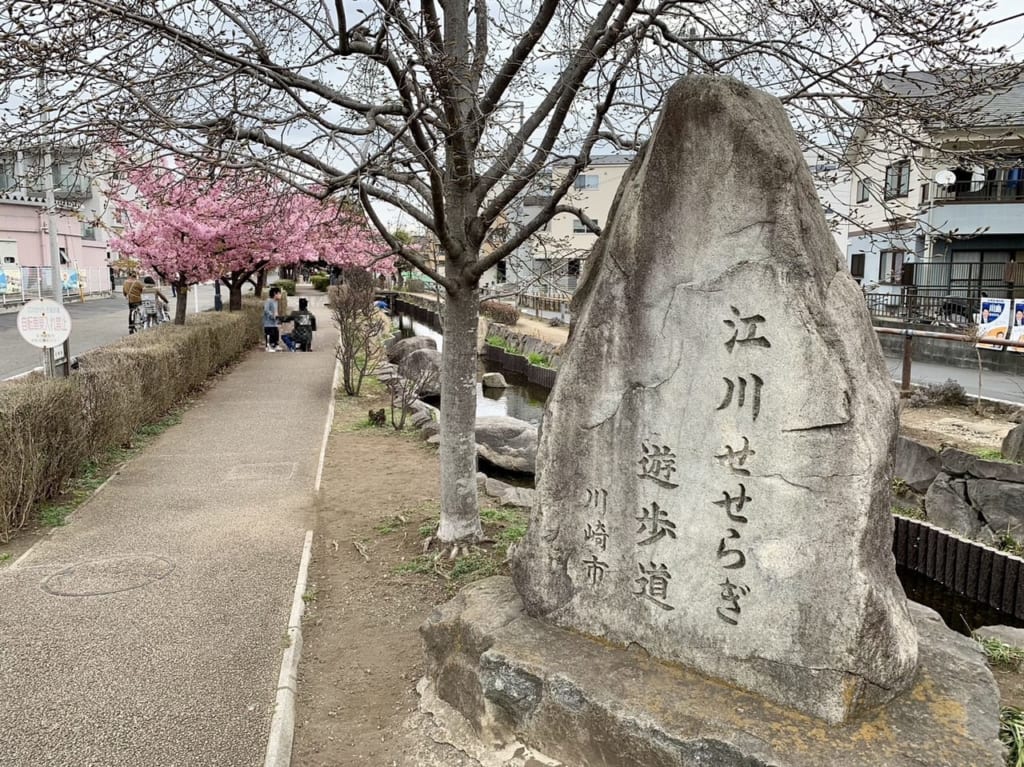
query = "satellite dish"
xmin=935 ymin=169 xmax=956 ymax=186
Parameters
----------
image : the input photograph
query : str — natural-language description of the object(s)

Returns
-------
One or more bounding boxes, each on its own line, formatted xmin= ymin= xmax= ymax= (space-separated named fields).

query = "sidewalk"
xmin=0 ymin=290 xmax=336 ymax=766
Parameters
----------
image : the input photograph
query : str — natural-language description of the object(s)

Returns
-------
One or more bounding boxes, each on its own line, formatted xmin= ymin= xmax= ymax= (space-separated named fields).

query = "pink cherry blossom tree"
xmin=111 ymin=162 xmax=388 ymax=322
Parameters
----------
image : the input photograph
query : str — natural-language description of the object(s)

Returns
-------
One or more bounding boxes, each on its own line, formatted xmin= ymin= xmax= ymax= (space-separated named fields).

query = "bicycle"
xmin=130 ymin=299 xmax=170 ymax=332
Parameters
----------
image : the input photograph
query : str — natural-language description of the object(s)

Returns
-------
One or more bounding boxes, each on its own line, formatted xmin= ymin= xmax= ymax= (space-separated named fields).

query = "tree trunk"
xmin=437 ymin=283 xmax=483 ymax=543
xmin=174 ymin=283 xmax=188 ymax=324
xmin=254 ymin=268 xmax=267 ymax=298
xmin=225 ymin=275 xmax=243 ymax=311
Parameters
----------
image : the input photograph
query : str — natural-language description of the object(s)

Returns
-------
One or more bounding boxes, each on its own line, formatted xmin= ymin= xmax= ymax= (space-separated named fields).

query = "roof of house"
xmin=877 ymin=69 xmax=1024 ymax=127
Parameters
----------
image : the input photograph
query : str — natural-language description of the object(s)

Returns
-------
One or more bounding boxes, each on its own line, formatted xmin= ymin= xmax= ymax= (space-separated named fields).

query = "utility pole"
xmin=37 ymin=71 xmax=69 ymax=377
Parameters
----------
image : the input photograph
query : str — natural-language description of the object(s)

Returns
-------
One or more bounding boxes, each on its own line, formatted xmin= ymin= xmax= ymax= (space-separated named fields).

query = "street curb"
xmin=263 ymin=529 xmax=314 ymax=767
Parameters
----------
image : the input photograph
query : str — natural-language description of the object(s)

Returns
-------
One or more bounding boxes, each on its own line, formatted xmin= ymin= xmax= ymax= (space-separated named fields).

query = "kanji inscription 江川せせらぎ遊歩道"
xmin=712 ymin=307 xmax=771 ymax=625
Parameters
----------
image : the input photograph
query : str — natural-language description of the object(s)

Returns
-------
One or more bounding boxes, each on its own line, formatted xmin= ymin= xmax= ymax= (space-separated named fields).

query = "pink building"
xmin=0 ymin=152 xmax=114 ymax=299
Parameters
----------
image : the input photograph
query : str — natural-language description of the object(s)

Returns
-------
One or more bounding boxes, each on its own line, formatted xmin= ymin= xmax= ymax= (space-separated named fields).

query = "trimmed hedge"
xmin=480 ymin=299 xmax=520 ymax=326
xmin=311 ymin=274 xmax=330 ymax=292
xmin=272 ymin=279 xmax=296 ymax=296
xmin=0 ymin=304 xmax=262 ymax=542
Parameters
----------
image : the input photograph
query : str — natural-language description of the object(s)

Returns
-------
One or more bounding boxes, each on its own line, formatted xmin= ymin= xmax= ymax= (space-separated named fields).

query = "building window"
xmin=0 ymin=159 xmax=15 ymax=192
xmin=855 ymin=179 xmax=869 ymax=203
xmin=573 ymin=218 xmax=597 ymax=234
xmin=878 ymin=249 xmax=905 ymax=283
xmin=850 ymin=253 xmax=865 ymax=282
xmin=573 ymin=174 xmax=599 ymax=190
xmin=567 ymin=259 xmax=581 ymax=277
xmin=82 ymin=222 xmax=97 ymax=240
xmin=884 ymin=160 xmax=911 ymax=199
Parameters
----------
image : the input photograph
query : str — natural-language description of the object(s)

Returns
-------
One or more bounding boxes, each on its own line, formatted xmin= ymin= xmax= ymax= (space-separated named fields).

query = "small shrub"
xmin=272 ymin=279 xmax=296 ymax=296
xmin=311 ymin=274 xmax=330 ymax=292
xmin=527 ymin=351 xmax=550 ymax=368
xmin=480 ymin=299 xmax=519 ymax=326
xmin=907 ymin=378 xmax=968 ymax=408
xmin=330 ymin=269 xmax=389 ymax=396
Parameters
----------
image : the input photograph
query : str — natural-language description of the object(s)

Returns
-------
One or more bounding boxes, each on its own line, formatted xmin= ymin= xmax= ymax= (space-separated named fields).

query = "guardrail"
xmin=876 ymin=326 xmax=1024 ymax=395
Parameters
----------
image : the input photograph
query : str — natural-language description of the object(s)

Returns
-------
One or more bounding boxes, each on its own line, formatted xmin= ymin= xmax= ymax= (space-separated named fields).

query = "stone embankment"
xmin=897 ymin=436 xmax=1024 ymax=541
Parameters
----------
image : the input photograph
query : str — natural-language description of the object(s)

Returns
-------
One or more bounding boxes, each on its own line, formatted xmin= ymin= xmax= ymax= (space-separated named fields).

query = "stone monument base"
xmin=420 ymin=577 xmax=1002 ymax=767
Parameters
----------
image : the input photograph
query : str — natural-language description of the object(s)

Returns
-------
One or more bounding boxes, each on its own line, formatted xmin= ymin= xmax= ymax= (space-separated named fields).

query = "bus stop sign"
xmin=17 ymin=299 xmax=72 ymax=349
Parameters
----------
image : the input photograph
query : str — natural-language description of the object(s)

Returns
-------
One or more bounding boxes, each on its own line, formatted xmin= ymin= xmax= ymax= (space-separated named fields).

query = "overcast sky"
xmin=981 ymin=0 xmax=1024 ymax=52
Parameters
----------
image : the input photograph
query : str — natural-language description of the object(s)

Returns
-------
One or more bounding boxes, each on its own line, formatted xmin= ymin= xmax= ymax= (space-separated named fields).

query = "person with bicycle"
xmin=140 ymin=276 xmax=170 ymax=328
xmin=123 ymin=271 xmax=144 ymax=333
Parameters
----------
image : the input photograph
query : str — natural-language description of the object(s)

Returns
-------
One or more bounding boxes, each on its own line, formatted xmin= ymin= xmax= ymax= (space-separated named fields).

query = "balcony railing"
xmin=929 ymin=179 xmax=1024 ymax=204
xmin=862 ymin=259 xmax=1012 ymax=325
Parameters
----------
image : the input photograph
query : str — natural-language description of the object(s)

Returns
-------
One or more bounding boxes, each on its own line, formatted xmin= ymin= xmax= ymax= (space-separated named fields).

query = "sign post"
xmin=17 ymin=299 xmax=72 ymax=378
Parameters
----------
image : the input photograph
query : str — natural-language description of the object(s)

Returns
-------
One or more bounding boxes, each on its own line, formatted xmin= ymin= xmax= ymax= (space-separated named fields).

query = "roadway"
xmin=5 ymin=291 xmax=1024 ymax=404
xmin=1 ymin=284 xmax=219 ymax=380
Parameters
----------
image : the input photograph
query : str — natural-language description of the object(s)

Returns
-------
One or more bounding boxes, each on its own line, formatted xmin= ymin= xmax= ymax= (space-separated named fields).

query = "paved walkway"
xmin=0 ymin=291 xmax=336 ymax=766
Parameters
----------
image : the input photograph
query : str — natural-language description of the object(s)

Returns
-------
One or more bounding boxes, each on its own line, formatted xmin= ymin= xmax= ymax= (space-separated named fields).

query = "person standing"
xmin=263 ymin=287 xmax=283 ymax=352
xmin=122 ymin=271 xmax=144 ymax=333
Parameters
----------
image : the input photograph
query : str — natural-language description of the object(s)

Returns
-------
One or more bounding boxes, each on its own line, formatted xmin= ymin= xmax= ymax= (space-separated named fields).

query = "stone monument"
xmin=419 ymin=76 xmax=1001 ymax=766
xmin=511 ymin=75 xmax=917 ymax=724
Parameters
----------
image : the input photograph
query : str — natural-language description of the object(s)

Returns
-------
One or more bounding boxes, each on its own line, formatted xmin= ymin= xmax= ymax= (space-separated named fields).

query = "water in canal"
xmin=397 ymin=317 xmax=548 ymax=424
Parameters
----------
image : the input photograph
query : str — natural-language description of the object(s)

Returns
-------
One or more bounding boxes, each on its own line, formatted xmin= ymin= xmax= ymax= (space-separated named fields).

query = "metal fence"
xmin=0 ymin=266 xmax=111 ymax=307
xmin=864 ymin=259 xmax=1011 ymax=325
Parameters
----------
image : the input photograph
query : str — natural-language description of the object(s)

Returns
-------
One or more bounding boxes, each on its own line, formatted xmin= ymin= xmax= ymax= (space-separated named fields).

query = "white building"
xmin=845 ymin=70 xmax=1024 ymax=320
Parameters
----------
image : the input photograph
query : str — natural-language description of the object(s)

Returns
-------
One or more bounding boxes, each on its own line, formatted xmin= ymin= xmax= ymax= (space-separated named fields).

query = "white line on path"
xmin=314 ymin=357 xmax=341 ymax=494
xmin=263 ymin=529 xmax=314 ymax=767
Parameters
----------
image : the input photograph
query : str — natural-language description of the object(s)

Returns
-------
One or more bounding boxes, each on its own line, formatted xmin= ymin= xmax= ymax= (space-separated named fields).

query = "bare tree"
xmin=330 ymin=270 xmax=389 ymax=396
xmin=1 ymin=0 xmax=1020 ymax=549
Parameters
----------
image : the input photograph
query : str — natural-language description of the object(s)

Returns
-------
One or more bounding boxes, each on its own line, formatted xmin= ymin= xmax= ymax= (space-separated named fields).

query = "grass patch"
xmin=394 ymin=555 xmax=436 ymax=575
xmin=973 ymin=447 xmax=1018 ymax=464
xmin=376 ymin=515 xmax=408 ymax=535
xmin=0 ymin=552 xmax=11 ymax=563
xmin=1002 ymin=706 xmax=1024 ymax=767
xmin=526 ymin=352 xmax=551 ymax=368
xmin=485 ymin=335 xmax=514 ymax=352
xmin=998 ymin=533 xmax=1024 ymax=557
xmin=976 ymin=634 xmax=1024 ymax=670
xmin=451 ymin=552 xmax=501 ymax=581
xmin=480 ymin=506 xmax=520 ymax=523
xmin=40 ymin=502 xmax=74 ymax=527
xmin=136 ymin=410 xmax=183 ymax=438
xmin=891 ymin=477 xmax=909 ymax=495
xmin=302 ymin=585 xmax=318 ymax=604
xmin=892 ymin=505 xmax=926 ymax=521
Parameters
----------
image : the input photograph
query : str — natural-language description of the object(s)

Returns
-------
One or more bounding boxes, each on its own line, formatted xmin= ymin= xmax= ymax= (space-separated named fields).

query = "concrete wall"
xmin=875 ymin=317 xmax=1024 ymax=375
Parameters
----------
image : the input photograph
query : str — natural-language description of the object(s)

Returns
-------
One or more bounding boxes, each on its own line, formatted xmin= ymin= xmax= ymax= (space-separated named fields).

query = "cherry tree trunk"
xmin=228 ymin=282 xmax=243 ymax=311
xmin=437 ymin=284 xmax=484 ymax=544
xmin=174 ymin=283 xmax=188 ymax=325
